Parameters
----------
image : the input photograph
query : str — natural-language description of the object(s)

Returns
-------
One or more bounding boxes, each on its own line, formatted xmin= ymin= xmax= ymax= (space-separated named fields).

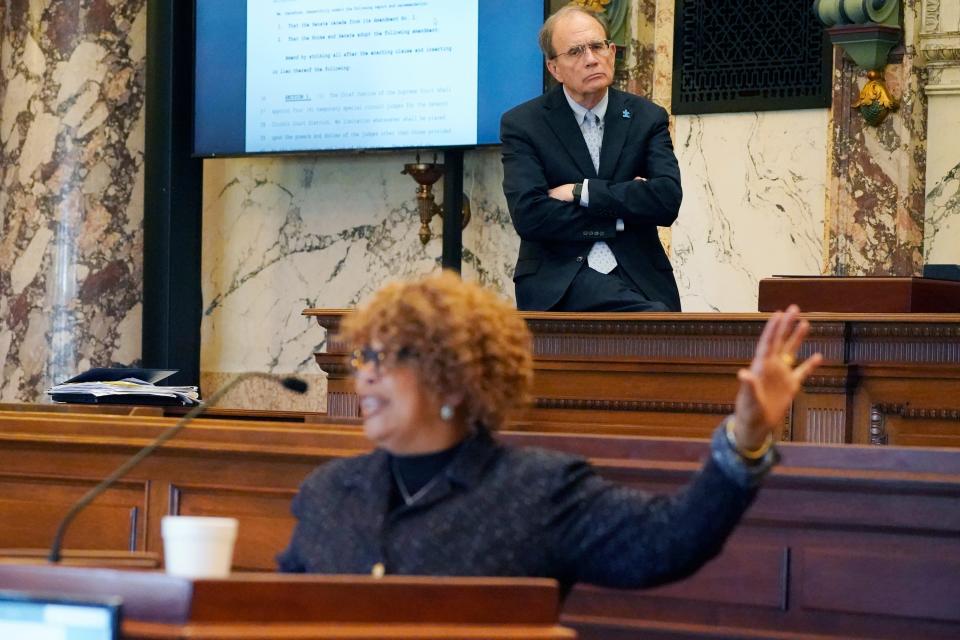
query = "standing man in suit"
xmin=501 ymin=5 xmax=682 ymax=312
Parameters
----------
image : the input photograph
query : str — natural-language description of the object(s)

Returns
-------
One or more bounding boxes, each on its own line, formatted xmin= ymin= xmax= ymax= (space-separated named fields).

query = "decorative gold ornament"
xmin=571 ymin=0 xmax=611 ymax=12
xmin=852 ymin=70 xmax=897 ymax=126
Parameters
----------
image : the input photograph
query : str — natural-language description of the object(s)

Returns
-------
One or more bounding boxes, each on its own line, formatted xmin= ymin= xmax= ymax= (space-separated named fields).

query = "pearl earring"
xmin=440 ymin=404 xmax=454 ymax=421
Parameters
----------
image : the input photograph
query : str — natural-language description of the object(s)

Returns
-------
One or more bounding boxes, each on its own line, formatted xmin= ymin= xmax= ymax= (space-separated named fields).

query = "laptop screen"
xmin=0 ymin=591 xmax=121 ymax=640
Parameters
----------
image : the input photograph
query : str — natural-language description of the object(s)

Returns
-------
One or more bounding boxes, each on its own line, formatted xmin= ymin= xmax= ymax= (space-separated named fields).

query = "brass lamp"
xmin=402 ymin=153 xmax=471 ymax=245
xmin=813 ymin=0 xmax=901 ymax=126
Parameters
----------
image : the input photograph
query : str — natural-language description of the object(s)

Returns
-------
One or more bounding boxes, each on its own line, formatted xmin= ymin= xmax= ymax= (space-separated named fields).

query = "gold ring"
xmin=780 ymin=353 xmax=796 ymax=367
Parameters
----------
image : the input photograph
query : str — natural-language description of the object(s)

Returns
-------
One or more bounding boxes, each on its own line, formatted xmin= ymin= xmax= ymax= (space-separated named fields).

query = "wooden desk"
xmin=0 ymin=549 xmax=158 ymax=568
xmin=0 ymin=402 xmax=331 ymax=424
xmin=305 ymin=310 xmax=960 ymax=447
xmin=0 ymin=565 xmax=572 ymax=639
xmin=758 ymin=276 xmax=960 ymax=313
xmin=0 ymin=408 xmax=958 ymax=638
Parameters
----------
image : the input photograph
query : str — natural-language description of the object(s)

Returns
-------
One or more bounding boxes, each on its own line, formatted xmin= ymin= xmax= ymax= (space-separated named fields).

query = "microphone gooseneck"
xmin=47 ymin=372 xmax=308 ymax=563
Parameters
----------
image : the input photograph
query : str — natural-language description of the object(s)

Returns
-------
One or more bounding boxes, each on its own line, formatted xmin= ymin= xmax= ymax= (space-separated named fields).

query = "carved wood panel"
xmin=870 ymin=403 xmax=960 ymax=447
xmin=0 ymin=474 xmax=146 ymax=551
xmin=308 ymin=311 xmax=960 ymax=446
xmin=3 ymin=411 xmax=960 ymax=638
xmin=169 ymin=484 xmax=297 ymax=571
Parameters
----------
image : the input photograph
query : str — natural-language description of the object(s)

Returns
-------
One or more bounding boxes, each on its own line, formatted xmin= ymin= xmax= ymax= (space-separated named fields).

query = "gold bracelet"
xmin=725 ymin=418 xmax=774 ymax=461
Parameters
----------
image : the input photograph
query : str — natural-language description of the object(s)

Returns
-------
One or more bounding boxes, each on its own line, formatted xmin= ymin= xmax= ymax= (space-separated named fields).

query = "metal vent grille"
xmin=672 ymin=0 xmax=832 ymax=114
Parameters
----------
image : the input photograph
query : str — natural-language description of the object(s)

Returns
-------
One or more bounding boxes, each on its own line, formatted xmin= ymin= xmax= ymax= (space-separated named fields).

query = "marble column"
xmin=0 ymin=0 xmax=147 ymax=401
xmin=921 ymin=0 xmax=960 ymax=265
xmin=824 ymin=0 xmax=928 ymax=276
xmin=624 ymin=0 xmax=657 ymax=99
xmin=650 ymin=0 xmax=675 ymax=110
xmin=628 ymin=0 xmax=674 ymax=256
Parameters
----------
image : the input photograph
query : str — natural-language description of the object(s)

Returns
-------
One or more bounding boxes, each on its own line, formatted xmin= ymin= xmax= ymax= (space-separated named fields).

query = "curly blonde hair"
xmin=339 ymin=271 xmax=533 ymax=431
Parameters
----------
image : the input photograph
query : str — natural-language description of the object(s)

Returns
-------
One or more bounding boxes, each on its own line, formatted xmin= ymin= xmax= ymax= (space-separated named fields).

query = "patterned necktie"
xmin=583 ymin=112 xmax=617 ymax=274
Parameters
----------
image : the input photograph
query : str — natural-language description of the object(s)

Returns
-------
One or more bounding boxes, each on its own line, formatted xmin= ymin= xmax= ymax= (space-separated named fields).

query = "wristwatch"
xmin=572 ymin=182 xmax=583 ymax=206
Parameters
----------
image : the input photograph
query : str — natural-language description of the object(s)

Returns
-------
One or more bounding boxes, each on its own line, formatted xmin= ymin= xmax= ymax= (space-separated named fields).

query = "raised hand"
xmin=733 ymin=305 xmax=823 ymax=450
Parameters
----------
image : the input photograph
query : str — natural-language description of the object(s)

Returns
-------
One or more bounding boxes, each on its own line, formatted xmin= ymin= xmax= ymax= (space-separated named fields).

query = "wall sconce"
xmin=813 ymin=0 xmax=901 ymax=126
xmin=402 ymin=153 xmax=471 ymax=245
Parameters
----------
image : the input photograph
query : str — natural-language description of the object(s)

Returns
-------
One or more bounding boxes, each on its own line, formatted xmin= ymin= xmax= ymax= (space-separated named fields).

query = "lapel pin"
xmin=622 ymin=109 xmax=631 ymax=119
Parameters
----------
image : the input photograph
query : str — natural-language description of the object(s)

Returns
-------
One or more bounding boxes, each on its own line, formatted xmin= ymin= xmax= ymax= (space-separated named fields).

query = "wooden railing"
xmin=1 ymin=407 xmax=958 ymax=638
xmin=306 ymin=310 xmax=960 ymax=446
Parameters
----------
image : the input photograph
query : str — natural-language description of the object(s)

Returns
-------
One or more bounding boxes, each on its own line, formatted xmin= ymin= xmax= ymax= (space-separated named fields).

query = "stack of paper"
xmin=46 ymin=368 xmax=200 ymax=406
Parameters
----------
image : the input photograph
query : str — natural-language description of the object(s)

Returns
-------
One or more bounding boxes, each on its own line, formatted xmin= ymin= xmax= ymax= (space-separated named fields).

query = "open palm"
xmin=733 ymin=305 xmax=822 ymax=450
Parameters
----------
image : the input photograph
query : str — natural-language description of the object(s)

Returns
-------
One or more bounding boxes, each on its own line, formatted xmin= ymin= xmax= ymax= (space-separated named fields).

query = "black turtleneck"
xmin=387 ymin=439 xmax=465 ymax=510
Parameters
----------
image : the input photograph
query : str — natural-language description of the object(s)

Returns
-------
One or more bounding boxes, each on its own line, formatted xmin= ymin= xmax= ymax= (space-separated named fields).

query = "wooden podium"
xmin=0 ymin=564 xmax=574 ymax=639
xmin=758 ymin=276 xmax=960 ymax=312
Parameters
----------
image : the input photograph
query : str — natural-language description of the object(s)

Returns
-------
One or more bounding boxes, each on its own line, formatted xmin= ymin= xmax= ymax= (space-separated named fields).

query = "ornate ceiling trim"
xmin=920 ymin=0 xmax=960 ymax=64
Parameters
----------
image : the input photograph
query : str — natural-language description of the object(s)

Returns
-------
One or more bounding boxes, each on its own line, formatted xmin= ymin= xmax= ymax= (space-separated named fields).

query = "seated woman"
xmin=279 ymin=272 xmax=820 ymax=594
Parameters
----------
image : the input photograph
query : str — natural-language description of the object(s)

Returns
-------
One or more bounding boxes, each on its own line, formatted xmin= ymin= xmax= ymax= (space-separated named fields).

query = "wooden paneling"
xmin=1 ymin=408 xmax=959 ymax=638
xmin=0 ymin=475 xmax=146 ymax=551
xmin=169 ymin=484 xmax=296 ymax=571
xmin=800 ymin=547 xmax=960 ymax=622
xmin=641 ymin=544 xmax=789 ymax=609
xmin=305 ymin=310 xmax=960 ymax=447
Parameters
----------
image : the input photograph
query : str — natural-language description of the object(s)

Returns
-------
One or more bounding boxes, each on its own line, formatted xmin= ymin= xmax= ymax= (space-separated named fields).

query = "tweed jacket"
xmin=278 ymin=426 xmax=764 ymax=594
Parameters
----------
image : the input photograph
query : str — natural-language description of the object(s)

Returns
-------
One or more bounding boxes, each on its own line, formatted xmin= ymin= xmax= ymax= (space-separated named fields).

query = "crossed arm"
xmin=500 ymin=109 xmax=681 ymax=244
xmin=547 ymin=175 xmax=647 ymax=203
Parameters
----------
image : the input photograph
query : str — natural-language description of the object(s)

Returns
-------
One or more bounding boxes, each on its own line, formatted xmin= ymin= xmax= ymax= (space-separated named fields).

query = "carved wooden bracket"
xmin=869 ymin=404 xmax=893 ymax=445
xmin=869 ymin=403 xmax=960 ymax=445
xmin=803 ymin=373 xmax=855 ymax=394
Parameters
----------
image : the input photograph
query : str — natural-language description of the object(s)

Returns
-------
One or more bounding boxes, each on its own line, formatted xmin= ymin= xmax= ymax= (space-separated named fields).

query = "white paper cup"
xmin=161 ymin=516 xmax=238 ymax=578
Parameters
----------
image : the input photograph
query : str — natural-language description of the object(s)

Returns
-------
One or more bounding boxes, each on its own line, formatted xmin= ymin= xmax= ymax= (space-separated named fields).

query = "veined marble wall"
xmin=673 ymin=111 xmax=828 ymax=312
xmin=922 ymin=0 xmax=960 ymax=265
xmin=925 ymin=87 xmax=960 ymax=264
xmin=201 ymin=148 xmax=515 ymax=378
xmin=648 ymin=0 xmax=827 ymax=311
xmin=825 ymin=1 xmax=928 ymax=276
xmin=0 ymin=0 xmax=147 ymax=402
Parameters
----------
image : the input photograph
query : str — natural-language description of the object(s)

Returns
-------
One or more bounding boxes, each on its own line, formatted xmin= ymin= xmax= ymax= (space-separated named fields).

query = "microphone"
xmin=280 ymin=377 xmax=308 ymax=394
xmin=48 ymin=372 xmax=309 ymax=563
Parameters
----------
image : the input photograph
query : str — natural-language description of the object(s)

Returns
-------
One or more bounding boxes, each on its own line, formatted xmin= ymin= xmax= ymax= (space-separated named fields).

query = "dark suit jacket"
xmin=278 ymin=429 xmax=757 ymax=595
xmin=500 ymin=85 xmax=682 ymax=311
